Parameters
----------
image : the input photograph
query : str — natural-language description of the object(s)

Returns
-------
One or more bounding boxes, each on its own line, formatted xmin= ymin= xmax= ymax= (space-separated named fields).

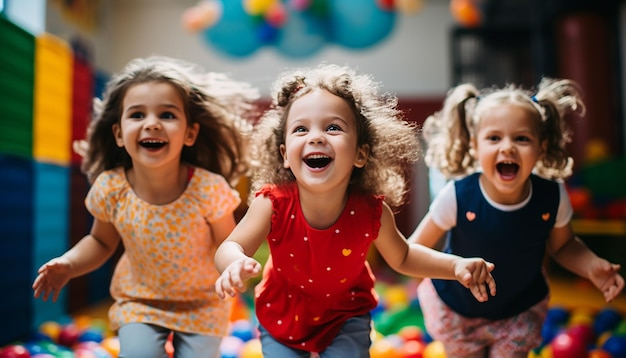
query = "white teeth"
xmin=141 ymin=140 xmax=166 ymax=144
xmin=305 ymin=154 xmax=330 ymax=160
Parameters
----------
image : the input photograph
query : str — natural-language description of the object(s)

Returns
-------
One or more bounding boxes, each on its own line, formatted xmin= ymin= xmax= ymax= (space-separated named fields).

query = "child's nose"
xmin=144 ymin=115 xmax=161 ymax=130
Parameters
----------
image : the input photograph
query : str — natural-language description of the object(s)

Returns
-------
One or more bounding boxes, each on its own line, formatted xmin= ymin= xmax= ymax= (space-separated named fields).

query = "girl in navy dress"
xmin=409 ymin=78 xmax=624 ymax=358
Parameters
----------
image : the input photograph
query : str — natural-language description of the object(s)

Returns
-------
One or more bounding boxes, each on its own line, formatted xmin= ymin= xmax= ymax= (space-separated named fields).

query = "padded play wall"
xmin=0 ymin=15 xmax=110 ymax=346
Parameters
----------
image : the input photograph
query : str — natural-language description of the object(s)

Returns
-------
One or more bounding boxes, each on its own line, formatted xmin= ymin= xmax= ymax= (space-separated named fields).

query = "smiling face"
xmin=280 ymin=89 xmax=368 ymax=194
xmin=472 ymin=103 xmax=546 ymax=204
xmin=113 ymin=81 xmax=199 ymax=172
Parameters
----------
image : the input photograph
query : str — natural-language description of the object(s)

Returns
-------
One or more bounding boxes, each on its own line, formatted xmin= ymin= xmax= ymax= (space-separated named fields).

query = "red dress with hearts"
xmin=253 ymin=182 xmax=382 ymax=352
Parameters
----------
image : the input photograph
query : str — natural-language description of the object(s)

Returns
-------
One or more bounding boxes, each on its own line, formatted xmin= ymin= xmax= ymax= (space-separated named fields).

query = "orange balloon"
xmin=450 ymin=0 xmax=481 ymax=27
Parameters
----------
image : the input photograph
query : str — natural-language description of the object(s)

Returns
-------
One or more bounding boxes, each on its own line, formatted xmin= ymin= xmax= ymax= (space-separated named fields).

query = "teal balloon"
xmin=275 ymin=9 xmax=329 ymax=58
xmin=203 ymin=0 xmax=262 ymax=58
xmin=327 ymin=0 xmax=396 ymax=49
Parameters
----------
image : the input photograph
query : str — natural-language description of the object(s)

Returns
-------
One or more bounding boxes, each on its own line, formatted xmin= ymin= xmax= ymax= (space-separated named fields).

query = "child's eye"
xmin=327 ymin=124 xmax=342 ymax=132
xmin=293 ymin=126 xmax=307 ymax=133
xmin=129 ymin=112 xmax=144 ymax=119
xmin=161 ymin=112 xmax=176 ymax=120
xmin=487 ymin=135 xmax=500 ymax=141
xmin=516 ymin=136 xmax=531 ymax=142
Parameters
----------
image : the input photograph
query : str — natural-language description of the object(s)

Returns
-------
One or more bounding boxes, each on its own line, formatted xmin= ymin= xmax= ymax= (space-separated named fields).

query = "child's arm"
xmin=32 ymin=218 xmax=121 ymax=302
xmin=214 ymin=195 xmax=272 ymax=298
xmin=548 ymin=224 xmax=624 ymax=302
xmin=209 ymin=213 xmax=237 ymax=246
xmin=375 ymin=203 xmax=496 ymax=302
xmin=407 ymin=211 xmax=447 ymax=248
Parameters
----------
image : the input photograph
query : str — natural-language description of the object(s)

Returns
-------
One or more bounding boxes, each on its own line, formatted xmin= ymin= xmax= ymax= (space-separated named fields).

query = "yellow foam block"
xmin=34 ymin=33 xmax=72 ymax=165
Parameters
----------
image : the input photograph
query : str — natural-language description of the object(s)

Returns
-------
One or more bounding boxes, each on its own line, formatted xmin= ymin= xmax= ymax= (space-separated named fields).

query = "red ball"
xmin=567 ymin=324 xmax=595 ymax=346
xmin=0 ymin=345 xmax=30 ymax=358
xmin=552 ymin=331 xmax=588 ymax=358
xmin=57 ymin=324 xmax=81 ymax=347
xmin=397 ymin=325 xmax=424 ymax=343
xmin=398 ymin=339 xmax=426 ymax=358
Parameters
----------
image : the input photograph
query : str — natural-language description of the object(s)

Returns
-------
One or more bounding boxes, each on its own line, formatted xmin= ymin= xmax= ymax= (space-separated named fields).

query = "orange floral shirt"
xmin=85 ymin=167 xmax=240 ymax=336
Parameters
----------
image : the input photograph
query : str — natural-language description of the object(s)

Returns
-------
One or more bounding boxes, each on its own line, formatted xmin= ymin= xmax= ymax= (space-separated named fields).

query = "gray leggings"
xmin=118 ymin=323 xmax=222 ymax=358
xmin=259 ymin=314 xmax=372 ymax=357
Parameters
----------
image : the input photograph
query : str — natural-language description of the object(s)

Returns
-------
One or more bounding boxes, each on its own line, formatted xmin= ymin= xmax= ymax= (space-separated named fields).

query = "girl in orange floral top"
xmin=214 ymin=64 xmax=497 ymax=357
xmin=32 ymin=56 xmax=258 ymax=358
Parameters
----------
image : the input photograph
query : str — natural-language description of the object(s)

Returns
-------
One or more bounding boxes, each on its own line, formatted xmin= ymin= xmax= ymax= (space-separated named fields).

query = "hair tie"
xmin=531 ymin=95 xmax=538 ymax=103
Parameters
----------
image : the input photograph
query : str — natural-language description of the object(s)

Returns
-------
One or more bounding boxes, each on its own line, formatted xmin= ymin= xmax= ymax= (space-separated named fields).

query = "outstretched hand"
xmin=32 ymin=257 xmax=73 ymax=302
xmin=454 ymin=258 xmax=496 ymax=302
xmin=215 ymin=257 xmax=262 ymax=299
xmin=588 ymin=261 xmax=624 ymax=302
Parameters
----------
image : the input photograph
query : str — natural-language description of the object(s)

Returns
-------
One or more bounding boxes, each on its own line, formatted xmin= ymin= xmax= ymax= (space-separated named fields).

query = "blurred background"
xmin=1 ymin=0 xmax=626 ymax=356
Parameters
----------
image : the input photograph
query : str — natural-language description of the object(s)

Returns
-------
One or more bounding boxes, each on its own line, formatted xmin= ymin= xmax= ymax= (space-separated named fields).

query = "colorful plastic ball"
xmin=594 ymin=308 xmax=623 ymax=336
xmin=99 ymin=337 xmax=119 ymax=358
xmin=78 ymin=328 xmax=104 ymax=344
xmin=545 ymin=306 xmax=570 ymax=326
xmin=568 ymin=307 xmax=595 ymax=327
xmin=370 ymin=338 xmax=402 ymax=358
xmin=240 ymin=338 xmax=263 ymax=358
xmin=31 ymin=355 xmax=56 ymax=358
xmin=38 ymin=321 xmax=62 ymax=342
xmin=74 ymin=348 xmax=97 ymax=358
xmin=602 ymin=335 xmax=626 ymax=358
xmin=551 ymin=331 xmax=588 ymax=358
xmin=384 ymin=285 xmax=410 ymax=310
xmin=398 ymin=339 xmax=426 ymax=358
xmin=229 ymin=319 xmax=255 ymax=342
xmin=589 ymin=348 xmax=612 ymax=358
xmin=0 ymin=345 xmax=30 ymax=358
xmin=73 ymin=315 xmax=93 ymax=331
xmin=57 ymin=324 xmax=81 ymax=347
xmin=220 ymin=336 xmax=245 ymax=358
xmin=567 ymin=324 xmax=595 ymax=346
xmin=398 ymin=325 xmax=424 ymax=343
xmin=449 ymin=0 xmax=481 ymax=27
xmin=615 ymin=320 xmax=626 ymax=336
xmin=423 ymin=340 xmax=446 ymax=358
xmin=541 ymin=321 xmax=561 ymax=344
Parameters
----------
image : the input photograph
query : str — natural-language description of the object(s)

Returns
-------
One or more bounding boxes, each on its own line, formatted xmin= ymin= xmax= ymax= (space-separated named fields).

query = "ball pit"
xmin=3 ymin=284 xmax=625 ymax=358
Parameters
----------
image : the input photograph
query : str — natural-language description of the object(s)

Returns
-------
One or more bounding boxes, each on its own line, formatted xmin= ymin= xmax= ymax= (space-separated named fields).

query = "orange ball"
xmin=589 ymin=349 xmax=612 ymax=358
xmin=100 ymin=336 xmax=120 ymax=358
xmin=450 ymin=0 xmax=481 ymax=27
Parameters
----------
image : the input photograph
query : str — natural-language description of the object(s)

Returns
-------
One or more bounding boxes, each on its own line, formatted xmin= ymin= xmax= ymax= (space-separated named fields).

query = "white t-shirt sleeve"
xmin=429 ymin=180 xmax=457 ymax=231
xmin=555 ymin=182 xmax=573 ymax=228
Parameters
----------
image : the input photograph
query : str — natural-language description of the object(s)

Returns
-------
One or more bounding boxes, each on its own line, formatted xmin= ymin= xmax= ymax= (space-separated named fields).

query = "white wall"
xmin=46 ymin=0 xmax=455 ymax=97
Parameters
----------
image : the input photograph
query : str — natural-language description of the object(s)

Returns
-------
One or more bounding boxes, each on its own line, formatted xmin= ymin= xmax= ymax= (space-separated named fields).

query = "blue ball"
xmin=602 ymin=335 xmax=626 ymax=358
xmin=545 ymin=306 xmax=569 ymax=326
xmin=229 ymin=319 xmax=255 ymax=342
xmin=594 ymin=308 xmax=623 ymax=335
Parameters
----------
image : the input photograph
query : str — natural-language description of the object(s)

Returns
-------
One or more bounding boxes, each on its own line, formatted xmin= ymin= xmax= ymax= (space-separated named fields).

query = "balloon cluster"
xmin=182 ymin=0 xmax=424 ymax=58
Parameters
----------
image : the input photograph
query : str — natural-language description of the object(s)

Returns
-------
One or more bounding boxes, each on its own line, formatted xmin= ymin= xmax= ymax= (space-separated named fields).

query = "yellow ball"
xmin=423 ymin=340 xmax=447 ymax=358
xmin=240 ymin=338 xmax=263 ymax=358
xmin=370 ymin=338 xmax=402 ymax=358
xmin=384 ymin=285 xmax=409 ymax=310
xmin=39 ymin=321 xmax=62 ymax=342
xmin=539 ymin=344 xmax=553 ymax=358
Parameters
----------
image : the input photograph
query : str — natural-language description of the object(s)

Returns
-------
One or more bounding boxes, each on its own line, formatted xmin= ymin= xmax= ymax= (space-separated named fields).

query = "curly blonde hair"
xmin=423 ymin=78 xmax=585 ymax=180
xmin=79 ymin=56 xmax=259 ymax=185
xmin=250 ymin=63 xmax=420 ymax=211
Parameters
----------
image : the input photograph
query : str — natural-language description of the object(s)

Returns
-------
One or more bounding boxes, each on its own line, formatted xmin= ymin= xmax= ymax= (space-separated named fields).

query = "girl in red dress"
xmin=214 ymin=64 xmax=497 ymax=357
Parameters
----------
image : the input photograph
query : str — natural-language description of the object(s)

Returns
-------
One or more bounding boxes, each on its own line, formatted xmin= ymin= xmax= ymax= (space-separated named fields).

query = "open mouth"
xmin=304 ymin=154 xmax=332 ymax=169
xmin=139 ymin=139 xmax=167 ymax=149
xmin=496 ymin=162 xmax=519 ymax=179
